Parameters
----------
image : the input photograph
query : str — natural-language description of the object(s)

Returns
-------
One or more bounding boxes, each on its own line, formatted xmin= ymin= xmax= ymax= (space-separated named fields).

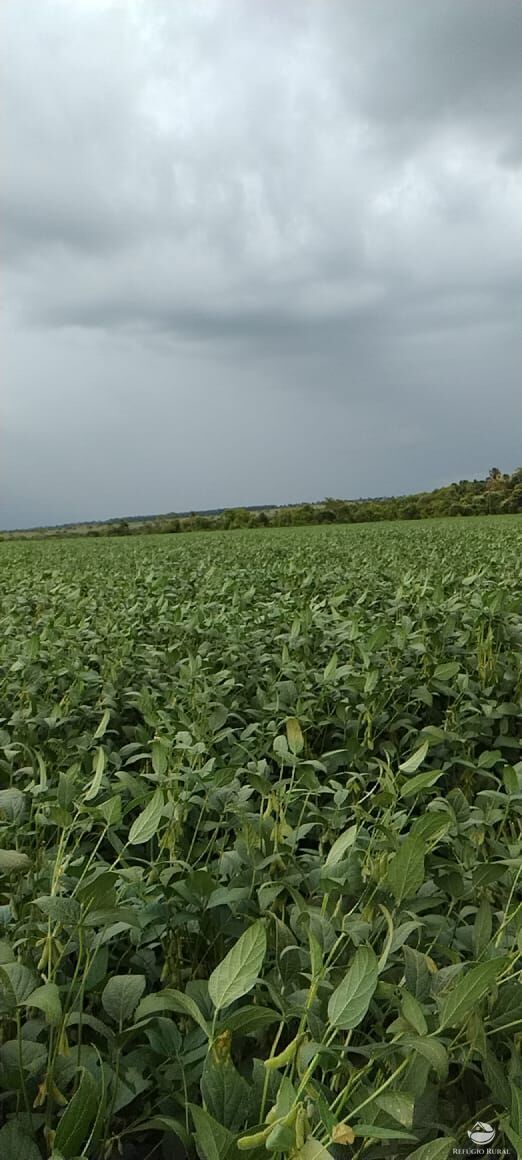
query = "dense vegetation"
xmin=3 ymin=466 xmax=522 ymax=540
xmin=0 ymin=517 xmax=521 ymax=1159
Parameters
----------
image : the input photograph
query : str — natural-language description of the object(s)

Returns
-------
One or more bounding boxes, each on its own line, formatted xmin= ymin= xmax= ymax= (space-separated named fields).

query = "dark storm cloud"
xmin=333 ymin=1 xmax=522 ymax=147
xmin=1 ymin=0 xmax=521 ymax=527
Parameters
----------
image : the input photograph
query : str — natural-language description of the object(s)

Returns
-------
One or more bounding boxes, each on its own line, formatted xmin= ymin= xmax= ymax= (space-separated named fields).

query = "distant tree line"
xmin=2 ymin=467 xmax=522 ymax=540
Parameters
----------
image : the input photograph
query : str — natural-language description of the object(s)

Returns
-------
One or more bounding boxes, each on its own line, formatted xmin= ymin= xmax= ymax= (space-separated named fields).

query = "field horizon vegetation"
xmin=2 ymin=465 xmax=522 ymax=540
xmin=0 ymin=514 xmax=521 ymax=1159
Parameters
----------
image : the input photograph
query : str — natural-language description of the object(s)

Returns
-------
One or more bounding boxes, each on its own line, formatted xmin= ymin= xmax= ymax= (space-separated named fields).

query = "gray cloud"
xmin=334 ymin=1 xmax=522 ymax=146
xmin=1 ymin=0 xmax=521 ymax=527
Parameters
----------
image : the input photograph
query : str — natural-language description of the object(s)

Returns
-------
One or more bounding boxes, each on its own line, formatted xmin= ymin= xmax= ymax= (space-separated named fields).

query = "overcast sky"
xmin=2 ymin=0 xmax=521 ymax=528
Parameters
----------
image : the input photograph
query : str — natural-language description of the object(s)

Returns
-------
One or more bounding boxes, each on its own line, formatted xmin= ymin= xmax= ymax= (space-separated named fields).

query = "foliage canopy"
xmin=0 ymin=517 xmax=520 ymax=1158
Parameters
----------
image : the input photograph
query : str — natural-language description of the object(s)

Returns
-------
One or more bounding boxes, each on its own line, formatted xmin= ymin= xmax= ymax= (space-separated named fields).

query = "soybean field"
xmin=0 ymin=517 xmax=521 ymax=1159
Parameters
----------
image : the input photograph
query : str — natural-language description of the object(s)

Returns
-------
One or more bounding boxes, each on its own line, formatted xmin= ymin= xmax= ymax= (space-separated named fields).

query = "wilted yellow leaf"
xmin=331 ymin=1123 xmax=355 ymax=1145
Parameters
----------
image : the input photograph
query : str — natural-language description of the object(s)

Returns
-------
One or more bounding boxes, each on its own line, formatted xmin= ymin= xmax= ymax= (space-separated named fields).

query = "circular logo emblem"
xmin=467 ymin=1122 xmax=496 ymax=1146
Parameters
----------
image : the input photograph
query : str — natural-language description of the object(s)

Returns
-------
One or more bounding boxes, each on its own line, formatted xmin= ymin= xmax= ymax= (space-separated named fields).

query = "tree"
xmin=222 ymin=508 xmax=250 ymax=529
xmin=502 ymin=484 xmax=522 ymax=512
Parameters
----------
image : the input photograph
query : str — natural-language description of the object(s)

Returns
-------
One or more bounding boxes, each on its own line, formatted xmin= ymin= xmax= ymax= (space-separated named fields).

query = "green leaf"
xmin=375 ymin=1091 xmax=414 ymax=1128
xmin=294 ymin=1140 xmax=332 ymax=1160
xmin=0 ymin=962 xmax=38 ymax=1009
xmin=134 ymin=986 xmax=210 ymax=1035
xmin=377 ymin=904 xmax=394 ymax=972
xmin=151 ymin=738 xmax=169 ymax=776
xmin=509 ymin=1081 xmax=522 ymax=1136
xmin=66 ymin=1010 xmax=114 ymax=1040
xmin=466 ymin=1011 xmax=487 ymax=1057
xmin=473 ymin=898 xmax=492 ymax=958
xmin=433 ymin=662 xmax=459 ymax=681
xmin=0 ymin=940 xmax=15 ymax=964
xmin=473 ymin=862 xmax=508 ymax=889
xmin=501 ymin=1118 xmax=522 ymax=1158
xmin=133 ymin=1116 xmax=190 ymax=1148
xmin=97 ymin=794 xmax=122 ymax=827
xmin=84 ymin=746 xmax=106 ymax=801
xmin=352 ymin=1124 xmax=417 ymax=1140
xmin=309 ymin=927 xmax=323 ymax=978
xmin=218 ymin=1005 xmax=280 ymax=1035
xmin=0 ymin=1038 xmax=46 ymax=1079
xmin=386 ymin=836 xmax=425 ymax=904
xmin=128 ymin=788 xmax=164 ymax=844
xmin=401 ymin=991 xmax=428 ymax=1036
xmin=264 ymin=1075 xmax=297 ymax=1127
xmin=201 ymin=1047 xmax=251 ymax=1132
xmin=407 ymin=1036 xmax=448 ymax=1081
xmin=54 ymin=1068 xmax=99 ymax=1158
xmin=273 ymin=735 xmax=288 ymax=758
xmin=324 ymin=826 xmax=357 ymax=866
xmin=477 ymin=749 xmax=502 ymax=769
xmin=208 ymin=921 xmax=266 ymax=1012
xmin=286 ymin=717 xmax=304 ymax=755
xmin=23 ymin=981 xmax=62 ymax=1025
xmin=400 ymin=770 xmax=444 ymax=799
xmin=0 ymin=1121 xmax=41 ymax=1160
xmin=93 ymin=707 xmax=111 ymax=739
xmin=265 ymin=1119 xmax=296 ymax=1151
xmin=0 ymin=788 xmax=26 ymax=823
xmin=389 ymin=920 xmax=422 ymax=954
xmin=77 ymin=870 xmax=117 ymax=910
xmin=438 ymin=957 xmax=506 ymax=1029
xmin=328 ymin=945 xmax=378 ymax=1029
xmin=102 ymin=974 xmax=145 ymax=1026
xmin=207 ymin=885 xmax=250 ymax=910
xmin=403 ymin=947 xmax=432 ymax=1002
xmin=323 ymin=653 xmax=338 ymax=681
xmin=399 ymin=740 xmax=429 ymax=774
xmin=0 ymin=849 xmax=31 ymax=873
xmin=484 ymin=1045 xmax=512 ymax=1110
xmin=190 ymin=1104 xmax=234 ymax=1160
xmin=34 ymin=895 xmax=81 ymax=924
xmin=410 ymin=813 xmax=451 ymax=846
xmin=406 ymin=1139 xmax=456 ymax=1160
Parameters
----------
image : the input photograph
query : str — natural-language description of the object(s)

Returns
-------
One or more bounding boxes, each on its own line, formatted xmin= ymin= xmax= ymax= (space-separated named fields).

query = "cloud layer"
xmin=2 ymin=0 xmax=521 ymax=527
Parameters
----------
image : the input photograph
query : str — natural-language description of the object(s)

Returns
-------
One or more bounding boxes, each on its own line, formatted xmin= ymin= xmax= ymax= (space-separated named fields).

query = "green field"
xmin=0 ymin=518 xmax=521 ymax=1159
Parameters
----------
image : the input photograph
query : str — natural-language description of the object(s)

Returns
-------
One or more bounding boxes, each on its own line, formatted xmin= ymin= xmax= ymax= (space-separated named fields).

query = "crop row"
xmin=0 ymin=518 xmax=521 ymax=1159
